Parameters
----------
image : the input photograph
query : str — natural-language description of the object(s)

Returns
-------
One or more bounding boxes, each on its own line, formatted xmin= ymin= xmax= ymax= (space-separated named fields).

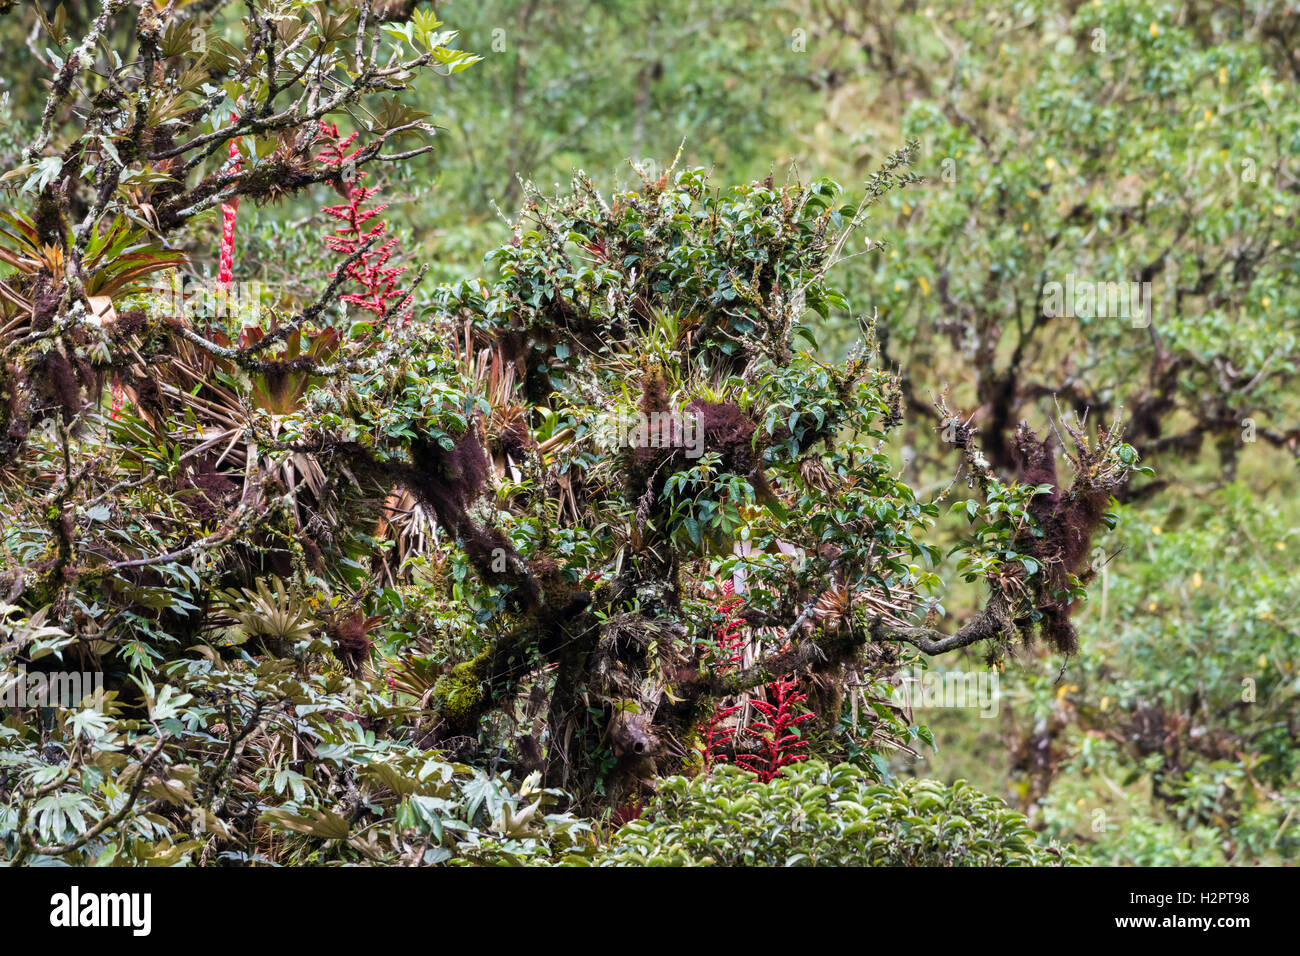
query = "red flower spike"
xmin=315 ymin=121 xmax=414 ymax=324
xmin=697 ymin=702 xmax=741 ymax=770
xmin=698 ymin=581 xmax=751 ymax=770
xmin=711 ymin=580 xmax=746 ymax=672
xmin=218 ymin=116 xmax=243 ymax=287
xmin=698 ymin=583 xmax=814 ymax=782
xmin=733 ymin=676 xmax=814 ymax=783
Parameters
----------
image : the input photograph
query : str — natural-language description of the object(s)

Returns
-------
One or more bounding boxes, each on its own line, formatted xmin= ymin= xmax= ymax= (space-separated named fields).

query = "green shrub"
xmin=593 ymin=761 xmax=1077 ymax=866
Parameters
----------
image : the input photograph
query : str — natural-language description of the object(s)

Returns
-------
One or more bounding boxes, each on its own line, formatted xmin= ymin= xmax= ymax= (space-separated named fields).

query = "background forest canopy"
xmin=0 ymin=0 xmax=1296 ymax=867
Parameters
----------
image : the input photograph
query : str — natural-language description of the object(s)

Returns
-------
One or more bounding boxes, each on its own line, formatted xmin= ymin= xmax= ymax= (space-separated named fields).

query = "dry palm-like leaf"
xmin=729 ymin=537 xmax=917 ymax=638
xmin=118 ymin=184 xmax=161 ymax=233
xmin=117 ymin=317 xmax=339 ymax=531
xmin=457 ymin=325 xmax=530 ymax=480
xmin=375 ymin=488 xmax=440 ymax=579
xmin=814 ymin=580 xmax=915 ymax=629
xmin=798 ymin=455 xmax=839 ymax=494
xmin=551 ymin=472 xmax=582 ymax=527
xmin=256 ymin=415 xmax=334 ymax=530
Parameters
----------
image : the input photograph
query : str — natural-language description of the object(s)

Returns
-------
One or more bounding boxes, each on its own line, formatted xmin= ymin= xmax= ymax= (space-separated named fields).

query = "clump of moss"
xmin=433 ymin=646 xmax=493 ymax=734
